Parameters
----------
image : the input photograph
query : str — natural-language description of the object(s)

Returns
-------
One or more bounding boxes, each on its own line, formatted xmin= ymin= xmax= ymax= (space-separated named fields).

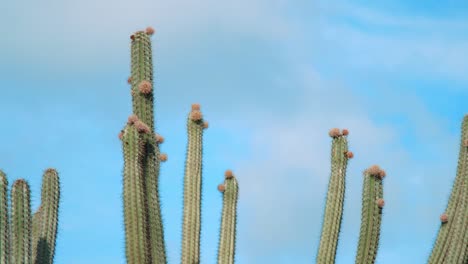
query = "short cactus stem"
xmin=355 ymin=165 xmax=385 ymax=264
xmin=428 ymin=115 xmax=468 ymax=264
xmin=217 ymin=171 xmax=239 ymax=264
xmin=0 ymin=171 xmax=9 ymax=264
xmin=316 ymin=130 xmax=351 ymax=264
xmin=11 ymin=179 xmax=32 ymax=264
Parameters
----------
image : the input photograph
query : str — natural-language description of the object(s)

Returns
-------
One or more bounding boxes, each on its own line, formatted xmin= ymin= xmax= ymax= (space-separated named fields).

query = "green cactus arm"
xmin=428 ymin=115 xmax=468 ymax=264
xmin=32 ymin=205 xmax=42 ymax=264
xmin=0 ymin=171 xmax=9 ymax=264
xmin=34 ymin=168 xmax=60 ymax=264
xmin=130 ymin=29 xmax=155 ymax=131
xmin=181 ymin=105 xmax=206 ymax=264
xmin=142 ymin=132 xmax=167 ymax=264
xmin=11 ymin=179 xmax=32 ymax=264
xmin=217 ymin=170 xmax=239 ymax=264
xmin=122 ymin=121 xmax=151 ymax=264
xmin=355 ymin=166 xmax=385 ymax=264
xmin=316 ymin=128 xmax=352 ymax=264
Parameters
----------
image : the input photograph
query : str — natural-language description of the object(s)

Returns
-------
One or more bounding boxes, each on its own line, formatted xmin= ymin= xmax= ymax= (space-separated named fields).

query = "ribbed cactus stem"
xmin=0 ymin=171 xmax=8 ymax=264
xmin=428 ymin=115 xmax=468 ymax=264
xmin=217 ymin=170 xmax=239 ymax=264
xmin=122 ymin=123 xmax=151 ymax=264
xmin=355 ymin=165 xmax=385 ymax=264
xmin=32 ymin=205 xmax=42 ymax=264
xmin=130 ymin=30 xmax=154 ymax=130
xmin=11 ymin=179 xmax=32 ymax=264
xmin=181 ymin=105 xmax=206 ymax=264
xmin=35 ymin=168 xmax=60 ymax=264
xmin=316 ymin=128 xmax=351 ymax=264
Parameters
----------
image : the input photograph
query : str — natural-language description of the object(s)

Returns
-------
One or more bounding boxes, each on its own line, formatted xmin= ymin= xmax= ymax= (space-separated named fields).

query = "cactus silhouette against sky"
xmin=0 ymin=169 xmax=60 ymax=264
xmin=120 ymin=27 xmax=239 ymax=264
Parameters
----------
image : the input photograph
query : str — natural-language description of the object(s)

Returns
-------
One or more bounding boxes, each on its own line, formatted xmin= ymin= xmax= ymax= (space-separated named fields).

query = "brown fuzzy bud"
xmin=346 ymin=151 xmax=354 ymax=159
xmin=225 ymin=170 xmax=234 ymax=179
xmin=138 ymin=80 xmax=152 ymax=94
xmin=159 ymin=153 xmax=168 ymax=162
xmin=191 ymin=103 xmax=201 ymax=111
xmin=218 ymin=184 xmax=225 ymax=192
xmin=146 ymin=27 xmax=155 ymax=35
xmin=127 ymin=77 xmax=132 ymax=84
xmin=463 ymin=139 xmax=468 ymax=147
xmin=440 ymin=213 xmax=448 ymax=223
xmin=190 ymin=110 xmax=203 ymax=121
xmin=130 ymin=34 xmax=135 ymax=41
xmin=376 ymin=198 xmax=385 ymax=208
xmin=134 ymin=120 xmax=150 ymax=134
xmin=342 ymin=129 xmax=349 ymax=136
xmin=118 ymin=131 xmax=124 ymax=140
xmin=365 ymin=165 xmax=386 ymax=179
xmin=127 ymin=114 xmax=139 ymax=125
xmin=328 ymin=128 xmax=341 ymax=138
xmin=202 ymin=121 xmax=209 ymax=129
xmin=155 ymin=134 xmax=164 ymax=144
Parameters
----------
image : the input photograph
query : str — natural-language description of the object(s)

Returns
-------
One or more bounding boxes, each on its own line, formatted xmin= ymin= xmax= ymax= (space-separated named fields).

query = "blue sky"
xmin=1 ymin=1 xmax=467 ymax=263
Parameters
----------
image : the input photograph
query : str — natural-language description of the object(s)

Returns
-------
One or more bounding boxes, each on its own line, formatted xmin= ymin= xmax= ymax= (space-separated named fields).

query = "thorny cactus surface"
xmin=0 ymin=169 xmax=60 ymax=264
xmin=120 ymin=27 xmax=239 ymax=264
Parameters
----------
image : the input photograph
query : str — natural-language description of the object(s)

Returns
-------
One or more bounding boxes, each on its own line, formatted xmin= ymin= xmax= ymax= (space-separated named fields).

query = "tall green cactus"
xmin=355 ymin=165 xmax=385 ymax=264
xmin=0 ymin=169 xmax=60 ymax=264
xmin=217 ymin=170 xmax=239 ymax=264
xmin=120 ymin=27 xmax=239 ymax=264
xmin=316 ymin=128 xmax=353 ymax=263
xmin=428 ymin=115 xmax=468 ymax=264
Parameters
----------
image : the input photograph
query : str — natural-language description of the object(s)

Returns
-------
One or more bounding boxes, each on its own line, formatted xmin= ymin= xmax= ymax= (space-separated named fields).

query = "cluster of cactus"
xmin=0 ymin=168 xmax=60 ymax=264
xmin=119 ymin=27 xmax=239 ymax=264
xmin=316 ymin=115 xmax=468 ymax=264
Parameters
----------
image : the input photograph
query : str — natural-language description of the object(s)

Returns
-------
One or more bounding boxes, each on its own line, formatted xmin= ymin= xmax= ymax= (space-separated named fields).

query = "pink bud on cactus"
xmin=127 ymin=77 xmax=132 ymax=84
xmin=218 ymin=184 xmax=225 ymax=192
xmin=202 ymin=121 xmax=209 ymax=129
xmin=190 ymin=110 xmax=203 ymax=121
xmin=146 ymin=27 xmax=155 ymax=35
xmin=346 ymin=151 xmax=354 ymax=159
xmin=440 ymin=213 xmax=448 ymax=223
xmin=138 ymin=81 xmax=152 ymax=94
xmin=365 ymin=165 xmax=386 ymax=179
xmin=328 ymin=128 xmax=341 ymax=138
xmin=376 ymin=198 xmax=385 ymax=208
xmin=130 ymin=34 xmax=135 ymax=41
xmin=342 ymin=129 xmax=349 ymax=136
xmin=464 ymin=139 xmax=468 ymax=147
xmin=118 ymin=130 xmax=124 ymax=140
xmin=127 ymin=114 xmax=139 ymax=125
xmin=191 ymin=103 xmax=201 ymax=111
xmin=225 ymin=170 xmax=233 ymax=179
xmin=155 ymin=134 xmax=164 ymax=144
xmin=134 ymin=120 xmax=150 ymax=134
xmin=159 ymin=153 xmax=168 ymax=162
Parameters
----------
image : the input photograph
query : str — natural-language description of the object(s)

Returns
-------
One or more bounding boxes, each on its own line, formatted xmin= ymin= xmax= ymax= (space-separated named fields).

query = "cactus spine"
xmin=355 ymin=165 xmax=385 ymax=264
xmin=316 ymin=128 xmax=352 ymax=263
xmin=428 ymin=115 xmax=468 ymax=264
xmin=0 ymin=169 xmax=60 ymax=264
xmin=217 ymin=170 xmax=239 ymax=264
xmin=181 ymin=105 xmax=206 ymax=264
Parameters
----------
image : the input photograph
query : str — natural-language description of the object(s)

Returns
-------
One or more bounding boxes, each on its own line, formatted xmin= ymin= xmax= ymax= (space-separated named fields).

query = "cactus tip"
xmin=365 ymin=165 xmax=386 ymax=179
xmin=191 ymin=103 xmax=201 ymax=111
xmin=218 ymin=184 xmax=226 ymax=192
xmin=138 ymin=80 xmax=152 ymax=94
xmin=440 ymin=213 xmax=448 ymax=223
xmin=127 ymin=114 xmax=139 ymax=125
xmin=203 ymin=121 xmax=209 ymax=129
xmin=134 ymin=120 xmax=150 ymax=134
xmin=146 ymin=26 xmax=155 ymax=35
xmin=159 ymin=153 xmax=168 ymax=162
xmin=328 ymin=128 xmax=341 ymax=138
xmin=44 ymin=168 xmax=57 ymax=174
xmin=190 ymin=110 xmax=203 ymax=121
xmin=225 ymin=170 xmax=234 ymax=179
xmin=376 ymin=198 xmax=385 ymax=208
xmin=342 ymin=129 xmax=349 ymax=136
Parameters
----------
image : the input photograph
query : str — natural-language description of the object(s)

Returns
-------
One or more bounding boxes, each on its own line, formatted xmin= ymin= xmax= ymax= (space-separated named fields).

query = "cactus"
xmin=217 ymin=170 xmax=239 ymax=264
xmin=428 ymin=115 xmax=468 ymax=264
xmin=316 ymin=128 xmax=352 ymax=263
xmin=0 ymin=169 xmax=60 ymax=264
xmin=120 ymin=27 xmax=239 ymax=264
xmin=355 ymin=165 xmax=385 ymax=264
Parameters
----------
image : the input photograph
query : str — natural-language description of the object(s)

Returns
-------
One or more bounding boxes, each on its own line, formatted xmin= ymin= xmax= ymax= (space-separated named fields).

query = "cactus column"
xmin=181 ymin=104 xmax=207 ymax=264
xmin=316 ymin=128 xmax=353 ymax=264
xmin=428 ymin=115 xmax=468 ymax=264
xmin=355 ymin=165 xmax=386 ymax=264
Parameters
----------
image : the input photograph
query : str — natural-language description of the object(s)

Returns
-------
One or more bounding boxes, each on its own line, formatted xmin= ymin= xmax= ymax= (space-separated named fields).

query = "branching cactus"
xmin=316 ymin=128 xmax=353 ymax=263
xmin=355 ymin=165 xmax=386 ymax=264
xmin=0 ymin=168 xmax=60 ymax=264
xmin=428 ymin=115 xmax=468 ymax=264
xmin=217 ymin=170 xmax=239 ymax=264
